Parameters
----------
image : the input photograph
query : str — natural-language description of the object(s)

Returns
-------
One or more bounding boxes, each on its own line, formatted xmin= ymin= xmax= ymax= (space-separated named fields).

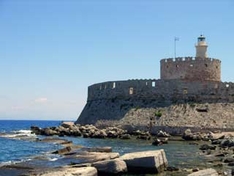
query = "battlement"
xmin=160 ymin=57 xmax=221 ymax=81
xmin=87 ymin=79 xmax=234 ymax=103
xmin=161 ymin=57 xmax=221 ymax=63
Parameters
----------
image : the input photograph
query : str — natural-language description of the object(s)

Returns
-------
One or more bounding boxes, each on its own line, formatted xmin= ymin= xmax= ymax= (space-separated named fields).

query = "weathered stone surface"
xmin=38 ymin=137 xmax=72 ymax=145
xmin=52 ymin=146 xmax=72 ymax=155
xmin=182 ymin=129 xmax=201 ymax=141
xmin=223 ymin=157 xmax=234 ymax=163
xmin=157 ymin=130 xmax=170 ymax=137
xmin=120 ymin=149 xmax=168 ymax=173
xmin=92 ymin=159 xmax=127 ymax=174
xmin=42 ymin=128 xmax=58 ymax=136
xmin=199 ymin=144 xmax=216 ymax=150
xmin=31 ymin=126 xmax=42 ymax=135
xmin=187 ymin=168 xmax=218 ymax=176
xmin=120 ymin=134 xmax=131 ymax=139
xmin=39 ymin=167 xmax=97 ymax=176
xmin=82 ymin=147 xmax=112 ymax=153
xmin=75 ymin=152 xmax=120 ymax=163
xmin=220 ymin=138 xmax=234 ymax=148
xmin=61 ymin=122 xmax=75 ymax=128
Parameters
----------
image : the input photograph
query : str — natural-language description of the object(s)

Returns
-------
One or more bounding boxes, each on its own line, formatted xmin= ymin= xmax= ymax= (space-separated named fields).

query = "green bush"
xmin=155 ymin=110 xmax=162 ymax=117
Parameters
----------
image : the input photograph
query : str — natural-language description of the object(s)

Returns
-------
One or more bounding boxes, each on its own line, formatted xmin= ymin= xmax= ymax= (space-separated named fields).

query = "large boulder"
xmin=157 ymin=130 xmax=170 ymax=137
xmin=52 ymin=146 xmax=72 ymax=155
xmin=199 ymin=144 xmax=216 ymax=151
xmin=187 ymin=168 xmax=218 ymax=176
xmin=41 ymin=128 xmax=58 ymax=136
xmin=31 ymin=126 xmax=42 ymax=135
xmin=220 ymin=138 xmax=234 ymax=148
xmin=92 ymin=159 xmax=127 ymax=174
xmin=39 ymin=167 xmax=97 ymax=176
xmin=182 ymin=129 xmax=201 ymax=141
xmin=75 ymin=152 xmax=120 ymax=163
xmin=120 ymin=149 xmax=168 ymax=173
xmin=61 ymin=122 xmax=75 ymax=128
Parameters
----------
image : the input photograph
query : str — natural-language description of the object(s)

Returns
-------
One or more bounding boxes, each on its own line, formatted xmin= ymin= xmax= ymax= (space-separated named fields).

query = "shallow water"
xmin=0 ymin=120 xmax=231 ymax=175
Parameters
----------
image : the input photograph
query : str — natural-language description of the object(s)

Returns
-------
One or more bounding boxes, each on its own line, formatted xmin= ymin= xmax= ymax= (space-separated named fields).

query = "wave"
xmin=0 ymin=129 xmax=37 ymax=139
xmin=0 ymin=158 xmax=32 ymax=167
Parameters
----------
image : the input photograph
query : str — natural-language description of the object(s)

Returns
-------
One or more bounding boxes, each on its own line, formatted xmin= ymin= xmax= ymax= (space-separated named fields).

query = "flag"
xmin=174 ymin=37 xmax=179 ymax=41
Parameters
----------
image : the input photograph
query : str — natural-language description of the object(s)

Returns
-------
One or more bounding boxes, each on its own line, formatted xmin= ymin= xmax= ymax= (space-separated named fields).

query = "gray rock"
xmin=39 ymin=167 xmax=97 ymax=176
xmin=223 ymin=157 xmax=234 ymax=163
xmin=42 ymin=128 xmax=58 ymax=136
xmin=120 ymin=134 xmax=131 ymax=139
xmin=61 ymin=122 xmax=75 ymax=128
xmin=76 ymin=152 xmax=120 ymax=163
xmin=31 ymin=126 xmax=42 ymax=135
xmin=152 ymin=138 xmax=162 ymax=146
xmin=182 ymin=129 xmax=201 ymax=141
xmin=120 ymin=149 xmax=168 ymax=173
xmin=82 ymin=147 xmax=112 ymax=153
xmin=157 ymin=130 xmax=170 ymax=137
xmin=92 ymin=159 xmax=127 ymax=174
xmin=220 ymin=138 xmax=234 ymax=148
xmin=199 ymin=144 xmax=216 ymax=150
xmin=187 ymin=168 xmax=218 ymax=176
xmin=52 ymin=146 xmax=72 ymax=155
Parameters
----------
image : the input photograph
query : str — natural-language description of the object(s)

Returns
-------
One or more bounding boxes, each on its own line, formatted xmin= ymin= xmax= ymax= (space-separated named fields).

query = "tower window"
xmin=129 ymin=87 xmax=134 ymax=95
xmin=112 ymin=82 xmax=116 ymax=89
xmin=152 ymin=81 xmax=156 ymax=87
xmin=205 ymin=64 xmax=208 ymax=67
xmin=183 ymin=88 xmax=188 ymax=94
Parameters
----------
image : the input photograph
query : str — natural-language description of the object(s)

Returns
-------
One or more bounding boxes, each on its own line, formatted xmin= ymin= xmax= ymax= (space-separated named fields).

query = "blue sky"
xmin=0 ymin=0 xmax=234 ymax=120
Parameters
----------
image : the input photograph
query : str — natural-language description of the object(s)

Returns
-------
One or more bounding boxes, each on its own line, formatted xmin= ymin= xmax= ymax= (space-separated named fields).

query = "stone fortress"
xmin=76 ymin=36 xmax=234 ymax=132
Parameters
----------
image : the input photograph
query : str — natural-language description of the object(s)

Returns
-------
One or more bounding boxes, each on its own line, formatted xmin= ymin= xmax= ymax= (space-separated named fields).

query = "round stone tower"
xmin=196 ymin=35 xmax=208 ymax=58
xmin=160 ymin=35 xmax=221 ymax=82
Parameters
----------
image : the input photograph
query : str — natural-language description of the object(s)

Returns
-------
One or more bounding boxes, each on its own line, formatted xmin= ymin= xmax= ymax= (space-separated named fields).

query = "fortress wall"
xmin=78 ymin=80 xmax=234 ymax=124
xmin=86 ymin=79 xmax=234 ymax=103
xmin=160 ymin=57 xmax=221 ymax=81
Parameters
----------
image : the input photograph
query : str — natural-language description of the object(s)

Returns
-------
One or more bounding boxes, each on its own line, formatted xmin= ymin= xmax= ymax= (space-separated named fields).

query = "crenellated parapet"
xmin=160 ymin=57 xmax=221 ymax=81
xmin=87 ymin=79 xmax=234 ymax=103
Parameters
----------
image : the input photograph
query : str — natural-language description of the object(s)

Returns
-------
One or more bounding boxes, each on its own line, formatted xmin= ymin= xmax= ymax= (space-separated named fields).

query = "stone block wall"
xmin=160 ymin=57 xmax=221 ymax=81
xmin=77 ymin=79 xmax=234 ymax=125
xmin=87 ymin=79 xmax=234 ymax=103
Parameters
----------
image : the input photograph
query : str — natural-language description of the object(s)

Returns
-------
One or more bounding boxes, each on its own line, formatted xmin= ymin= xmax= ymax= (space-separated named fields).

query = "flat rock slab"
xmin=38 ymin=137 xmax=72 ymax=145
xmin=75 ymin=152 xmax=120 ymax=163
xmin=92 ymin=159 xmax=127 ymax=174
xmin=188 ymin=168 xmax=218 ymax=176
xmin=120 ymin=149 xmax=168 ymax=173
xmin=38 ymin=167 xmax=97 ymax=176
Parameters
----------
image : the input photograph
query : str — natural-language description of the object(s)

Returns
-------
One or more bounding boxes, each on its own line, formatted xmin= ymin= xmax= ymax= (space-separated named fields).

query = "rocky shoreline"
xmin=1 ymin=122 xmax=234 ymax=175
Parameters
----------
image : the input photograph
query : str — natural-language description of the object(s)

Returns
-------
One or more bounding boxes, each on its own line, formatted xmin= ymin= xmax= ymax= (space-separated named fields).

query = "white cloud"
xmin=34 ymin=97 xmax=48 ymax=103
xmin=11 ymin=106 xmax=25 ymax=110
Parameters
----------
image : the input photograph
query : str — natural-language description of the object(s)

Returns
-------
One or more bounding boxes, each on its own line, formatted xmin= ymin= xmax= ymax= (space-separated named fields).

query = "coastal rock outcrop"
xmin=187 ymin=168 xmax=218 ymax=176
xmin=92 ymin=159 xmax=127 ymax=174
xmin=38 ymin=167 xmax=98 ymax=176
xmin=120 ymin=149 xmax=168 ymax=173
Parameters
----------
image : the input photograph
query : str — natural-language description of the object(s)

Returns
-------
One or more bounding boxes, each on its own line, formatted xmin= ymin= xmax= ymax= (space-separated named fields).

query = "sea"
xmin=0 ymin=120 xmax=224 ymax=175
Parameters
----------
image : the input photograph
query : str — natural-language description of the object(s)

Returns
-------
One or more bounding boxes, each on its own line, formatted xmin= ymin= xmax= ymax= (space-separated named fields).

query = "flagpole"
xmin=174 ymin=37 xmax=176 ymax=59
xmin=174 ymin=37 xmax=179 ymax=59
